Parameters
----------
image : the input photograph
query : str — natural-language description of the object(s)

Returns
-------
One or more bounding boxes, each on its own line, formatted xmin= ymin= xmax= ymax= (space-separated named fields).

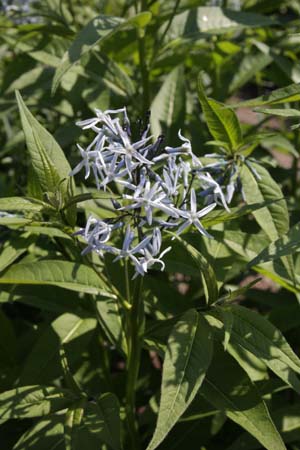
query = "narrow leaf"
xmin=20 ymin=313 xmax=97 ymax=384
xmin=151 ymin=65 xmax=186 ymax=145
xmin=0 ymin=260 xmax=115 ymax=297
xmin=170 ymin=234 xmax=218 ymax=305
xmin=215 ymin=305 xmax=300 ymax=393
xmin=0 ymin=386 xmax=77 ymax=420
xmin=166 ymin=7 xmax=276 ymax=42
xmin=0 ymin=197 xmax=55 ymax=213
xmin=230 ymin=82 xmax=300 ymax=108
xmin=13 ymin=417 xmax=65 ymax=450
xmin=198 ymin=76 xmax=242 ymax=153
xmin=16 ymin=91 xmax=76 ymax=224
xmin=201 ymin=346 xmax=286 ymax=450
xmin=248 ymin=222 xmax=300 ymax=268
xmin=146 ymin=310 xmax=213 ymax=450
xmin=240 ymin=162 xmax=289 ymax=241
xmin=52 ymin=12 xmax=152 ymax=93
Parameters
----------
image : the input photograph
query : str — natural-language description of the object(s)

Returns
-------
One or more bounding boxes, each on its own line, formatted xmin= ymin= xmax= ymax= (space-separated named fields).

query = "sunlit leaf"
xmin=0 ymin=260 xmax=114 ymax=297
xmin=151 ymin=65 xmax=186 ymax=145
xmin=198 ymin=76 xmax=242 ymax=153
xmin=0 ymin=386 xmax=78 ymax=420
xmin=146 ymin=310 xmax=213 ymax=450
xmin=200 ymin=345 xmax=286 ymax=450
xmin=52 ymin=12 xmax=152 ymax=93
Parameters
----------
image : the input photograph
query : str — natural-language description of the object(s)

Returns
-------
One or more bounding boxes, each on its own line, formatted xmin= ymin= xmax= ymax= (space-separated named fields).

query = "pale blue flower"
xmin=175 ymin=189 xmax=216 ymax=238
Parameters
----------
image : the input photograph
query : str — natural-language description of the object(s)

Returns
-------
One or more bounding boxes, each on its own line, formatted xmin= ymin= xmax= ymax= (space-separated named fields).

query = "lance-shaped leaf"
xmin=228 ymin=403 xmax=300 ymax=450
xmin=165 ymin=7 xmax=276 ymax=42
xmin=201 ymin=200 xmax=281 ymax=228
xmin=200 ymin=345 xmax=286 ymax=450
xmin=95 ymin=298 xmax=127 ymax=356
xmin=255 ymin=107 xmax=300 ymax=117
xmin=0 ymin=197 xmax=55 ymax=213
xmin=213 ymin=305 xmax=300 ymax=393
xmin=151 ymin=65 xmax=186 ymax=146
xmin=230 ymin=82 xmax=300 ymax=108
xmin=0 ymin=260 xmax=115 ymax=297
xmin=170 ymin=235 xmax=218 ymax=305
xmin=13 ymin=417 xmax=65 ymax=450
xmin=0 ymin=234 xmax=36 ymax=273
xmin=229 ymin=51 xmax=273 ymax=93
xmin=198 ymin=76 xmax=242 ymax=153
xmin=240 ymin=162 xmax=288 ymax=241
xmin=83 ymin=394 xmax=122 ymax=450
xmin=19 ymin=313 xmax=97 ymax=384
xmin=16 ymin=91 xmax=76 ymax=225
xmin=146 ymin=310 xmax=213 ymax=450
xmin=64 ymin=393 xmax=122 ymax=450
xmin=0 ymin=386 xmax=78 ymax=420
xmin=52 ymin=12 xmax=152 ymax=93
xmin=240 ymin=162 xmax=294 ymax=281
xmin=248 ymin=222 xmax=300 ymax=267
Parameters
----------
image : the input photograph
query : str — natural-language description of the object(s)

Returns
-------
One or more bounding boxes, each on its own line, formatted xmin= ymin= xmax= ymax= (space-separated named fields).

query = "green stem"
xmin=124 ymin=259 xmax=131 ymax=302
xmin=138 ymin=0 xmax=150 ymax=114
xmin=157 ymin=0 xmax=181 ymax=49
xmin=125 ymin=274 xmax=144 ymax=450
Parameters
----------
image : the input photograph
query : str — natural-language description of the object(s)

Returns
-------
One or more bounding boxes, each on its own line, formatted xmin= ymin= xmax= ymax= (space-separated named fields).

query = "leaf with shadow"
xmin=200 ymin=344 xmax=286 ymax=450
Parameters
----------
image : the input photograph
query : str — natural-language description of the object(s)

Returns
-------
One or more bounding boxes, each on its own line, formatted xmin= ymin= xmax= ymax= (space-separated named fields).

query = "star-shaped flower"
xmin=175 ymin=188 xmax=216 ymax=237
xmin=122 ymin=179 xmax=179 ymax=225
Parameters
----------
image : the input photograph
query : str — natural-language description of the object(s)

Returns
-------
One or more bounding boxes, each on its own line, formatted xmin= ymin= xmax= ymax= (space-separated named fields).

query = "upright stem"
xmin=138 ymin=0 xmax=150 ymax=114
xmin=157 ymin=0 xmax=181 ymax=49
xmin=125 ymin=273 xmax=144 ymax=450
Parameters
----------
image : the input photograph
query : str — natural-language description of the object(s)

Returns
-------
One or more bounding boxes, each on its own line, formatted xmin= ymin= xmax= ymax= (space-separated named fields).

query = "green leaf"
xmin=0 ymin=260 xmax=115 ymax=297
xmin=0 ymin=234 xmax=35 ymax=273
xmin=200 ymin=345 xmax=286 ymax=450
xmin=261 ymin=134 xmax=299 ymax=158
xmin=0 ymin=386 xmax=78 ymax=420
xmin=64 ymin=393 xmax=122 ymax=450
xmin=60 ymin=346 xmax=82 ymax=395
xmin=201 ymin=200 xmax=282 ymax=228
xmin=0 ymin=310 xmax=17 ymax=388
xmin=19 ymin=313 xmax=97 ymax=384
xmin=65 ymin=402 xmax=86 ymax=450
xmin=16 ymin=91 xmax=76 ymax=225
xmin=220 ymin=308 xmax=233 ymax=351
xmin=146 ymin=310 xmax=213 ymax=450
xmin=228 ymin=403 xmax=300 ymax=450
xmin=170 ymin=234 xmax=218 ymax=305
xmin=213 ymin=305 xmax=300 ymax=393
xmin=0 ymin=197 xmax=55 ymax=213
xmin=151 ymin=66 xmax=186 ymax=145
xmin=95 ymin=297 xmax=127 ymax=356
xmin=166 ymin=7 xmax=276 ymax=41
xmin=13 ymin=417 xmax=65 ymax=450
xmin=0 ymin=217 xmax=33 ymax=227
xmin=229 ymin=51 xmax=273 ymax=93
xmin=216 ymin=279 xmax=261 ymax=305
xmin=62 ymin=191 xmax=118 ymax=210
xmin=198 ymin=76 xmax=242 ymax=153
xmin=52 ymin=12 xmax=152 ymax=93
xmin=83 ymin=393 xmax=122 ymax=450
xmin=240 ymin=162 xmax=294 ymax=281
xmin=248 ymin=222 xmax=300 ymax=268
xmin=254 ymin=40 xmax=300 ymax=84
xmin=230 ymin=82 xmax=300 ymax=108
xmin=255 ymin=107 xmax=300 ymax=117
xmin=240 ymin=162 xmax=289 ymax=241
